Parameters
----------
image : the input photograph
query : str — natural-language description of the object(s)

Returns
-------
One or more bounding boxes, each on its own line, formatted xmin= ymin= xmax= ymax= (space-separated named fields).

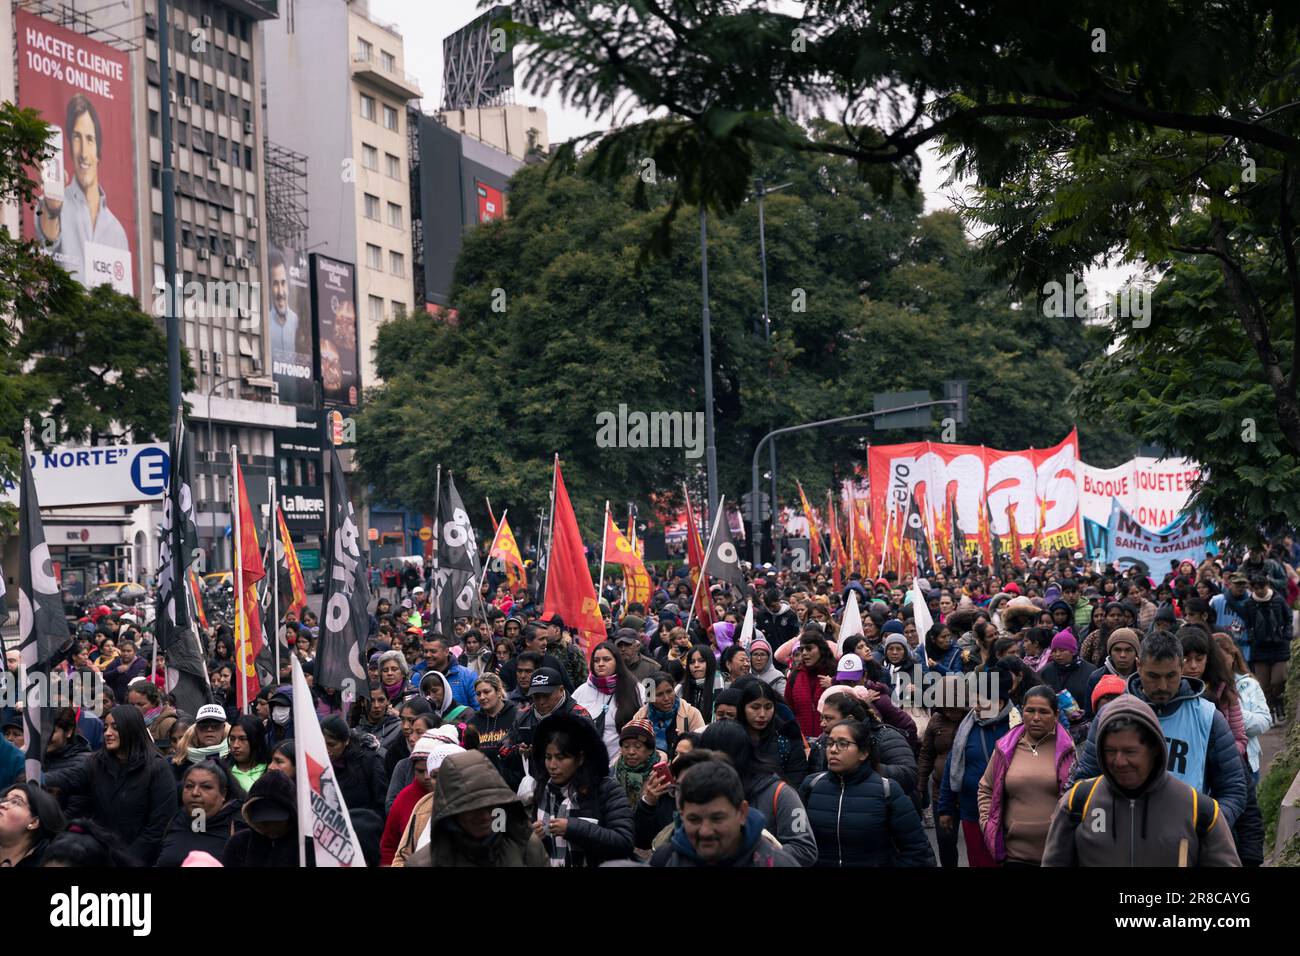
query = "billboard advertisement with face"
xmin=311 ymin=255 xmax=359 ymax=407
xmin=18 ymin=10 xmax=138 ymax=297
xmin=269 ymin=245 xmax=313 ymax=406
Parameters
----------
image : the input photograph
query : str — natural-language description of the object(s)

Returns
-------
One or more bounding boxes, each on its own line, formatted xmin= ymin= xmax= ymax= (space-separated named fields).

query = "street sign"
xmin=872 ymin=391 xmax=932 ymax=430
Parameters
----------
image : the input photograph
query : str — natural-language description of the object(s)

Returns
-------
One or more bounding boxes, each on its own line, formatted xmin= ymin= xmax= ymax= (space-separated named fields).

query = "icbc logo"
xmin=114 ymin=261 xmax=125 ymax=281
xmin=80 ymin=529 xmax=89 ymax=542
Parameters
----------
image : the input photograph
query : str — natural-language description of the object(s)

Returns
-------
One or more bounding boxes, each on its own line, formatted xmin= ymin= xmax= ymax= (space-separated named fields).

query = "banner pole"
xmin=231 ymin=445 xmax=248 ymax=715
xmin=270 ymin=477 xmax=280 ymax=684
xmin=597 ymin=501 xmax=610 ymax=601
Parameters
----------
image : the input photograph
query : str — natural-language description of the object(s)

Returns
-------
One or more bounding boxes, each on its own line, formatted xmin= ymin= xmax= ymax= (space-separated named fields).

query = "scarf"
xmin=647 ymin=699 xmax=679 ymax=751
xmin=614 ymin=753 xmax=656 ymax=807
xmin=539 ymin=781 xmax=575 ymax=867
xmin=946 ymin=701 xmax=1012 ymax=797
xmin=383 ymin=680 xmax=405 ymax=703
xmin=186 ymin=739 xmax=231 ymax=764
xmin=143 ymin=704 xmax=164 ymax=727
xmin=589 ymin=674 xmax=618 ymax=695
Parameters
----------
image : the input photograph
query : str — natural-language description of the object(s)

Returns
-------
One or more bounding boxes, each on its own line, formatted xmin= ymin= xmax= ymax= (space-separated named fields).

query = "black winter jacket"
xmin=331 ymin=744 xmax=388 ymax=815
xmin=155 ymin=800 xmax=247 ymax=866
xmin=536 ymin=777 xmax=635 ymax=867
xmin=798 ymin=763 xmax=935 ymax=867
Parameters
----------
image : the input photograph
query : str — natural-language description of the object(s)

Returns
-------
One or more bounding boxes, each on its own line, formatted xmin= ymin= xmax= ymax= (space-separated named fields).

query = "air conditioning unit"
xmin=244 ymin=121 xmax=254 ymax=134
xmin=238 ymin=256 xmax=250 ymax=269
xmin=201 ymin=15 xmax=212 ymax=28
xmin=247 ymin=216 xmax=258 ymax=229
xmin=199 ymin=350 xmax=209 ymax=373
xmin=183 ymin=96 xmax=193 ymax=108
xmin=224 ymin=254 xmax=236 ymax=266
xmin=197 ymin=247 xmax=211 ymax=260
xmin=250 ymin=356 xmax=263 ymax=373
xmin=213 ymin=352 xmax=223 ymax=374
xmin=208 ymin=157 xmax=220 ymax=170
xmin=169 ymin=90 xmax=177 ymax=104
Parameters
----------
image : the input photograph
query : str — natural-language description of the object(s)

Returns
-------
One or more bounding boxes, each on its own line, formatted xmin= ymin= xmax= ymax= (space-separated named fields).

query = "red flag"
xmin=233 ymin=462 xmax=264 ymax=709
xmin=683 ymin=485 xmax=714 ymax=632
xmin=541 ymin=460 xmax=604 ymax=655
xmin=826 ymin=491 xmax=846 ymax=592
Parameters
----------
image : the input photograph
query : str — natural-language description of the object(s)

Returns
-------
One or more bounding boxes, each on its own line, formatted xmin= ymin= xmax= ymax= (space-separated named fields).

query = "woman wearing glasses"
xmin=799 ymin=719 xmax=935 ymax=867
xmin=0 ymin=782 xmax=67 ymax=868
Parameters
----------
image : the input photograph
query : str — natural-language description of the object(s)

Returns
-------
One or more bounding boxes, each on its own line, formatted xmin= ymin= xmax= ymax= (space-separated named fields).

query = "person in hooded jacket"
xmin=571 ymin=640 xmax=646 ymax=765
xmin=156 ymin=760 xmax=247 ymax=866
xmin=1037 ymin=631 xmax=1095 ymax=737
xmin=746 ymin=639 xmax=787 ymax=697
xmin=1069 ymin=631 xmax=1247 ymax=827
xmin=470 ymin=673 xmax=518 ymax=771
xmin=41 ymin=709 xmax=93 ymax=804
xmin=320 ymin=716 xmax=388 ymax=815
xmin=529 ymin=712 xmax=634 ymax=866
xmin=220 ymin=769 xmax=299 ymax=867
xmin=698 ymin=720 xmax=818 ymax=866
xmin=420 ymin=668 xmax=472 ymax=726
xmin=737 ymin=679 xmax=808 ymax=787
xmin=1041 ymin=696 xmax=1240 ymax=866
xmin=1082 ymin=627 xmax=1140 ymax=718
xmin=807 ymin=690 xmax=918 ymax=801
xmin=43 ymin=703 xmax=177 ymax=865
xmin=799 ymin=718 xmax=935 ymax=867
xmin=756 ymin=589 xmax=801 ymax=648
xmin=406 ymin=749 xmax=549 ymax=867
xmin=937 ymin=670 xmax=1015 ymax=868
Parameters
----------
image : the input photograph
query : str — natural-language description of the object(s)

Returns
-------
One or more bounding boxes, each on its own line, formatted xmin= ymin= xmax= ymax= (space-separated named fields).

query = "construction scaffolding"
xmin=263 ymin=139 xmax=309 ymax=252
xmin=16 ymin=0 xmax=142 ymax=52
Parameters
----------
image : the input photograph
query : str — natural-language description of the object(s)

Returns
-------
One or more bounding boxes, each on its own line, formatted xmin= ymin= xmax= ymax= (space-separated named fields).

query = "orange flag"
xmin=1006 ymin=503 xmax=1026 ymax=570
xmin=233 ymin=462 xmax=265 ymax=709
xmin=188 ymin=569 xmax=209 ymax=631
xmin=683 ymin=485 xmax=714 ymax=632
xmin=826 ymin=491 xmax=847 ymax=592
xmin=796 ymin=479 xmax=823 ymax=564
xmin=541 ymin=460 xmax=604 ymax=655
xmin=604 ymin=511 xmax=652 ymax=608
xmin=977 ymin=496 xmax=992 ymax=567
xmin=277 ymin=505 xmax=308 ymax=617
xmin=489 ymin=512 xmax=528 ymax=588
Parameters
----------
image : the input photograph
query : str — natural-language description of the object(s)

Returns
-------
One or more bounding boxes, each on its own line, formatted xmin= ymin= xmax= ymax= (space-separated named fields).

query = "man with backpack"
xmin=1042 ymin=696 xmax=1240 ymax=866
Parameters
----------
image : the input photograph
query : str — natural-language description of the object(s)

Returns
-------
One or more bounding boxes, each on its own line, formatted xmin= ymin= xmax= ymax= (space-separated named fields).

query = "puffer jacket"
xmin=1041 ymin=697 xmax=1241 ymax=867
xmin=155 ymin=800 xmax=247 ymax=867
xmin=798 ymin=762 xmax=935 ymax=867
xmin=745 ymin=771 xmax=818 ymax=867
xmin=534 ymin=777 xmax=635 ymax=867
xmin=331 ymin=743 xmax=388 ymax=816
xmin=1070 ymin=674 xmax=1247 ymax=826
xmin=807 ymin=719 xmax=917 ymax=800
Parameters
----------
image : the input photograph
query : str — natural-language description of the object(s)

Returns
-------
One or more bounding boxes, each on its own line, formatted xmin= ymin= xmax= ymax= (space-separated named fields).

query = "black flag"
xmin=155 ymin=410 xmax=211 ymax=718
xmin=903 ymin=489 xmax=932 ymax=575
xmin=318 ymin=445 xmax=370 ymax=695
xmin=703 ymin=507 xmax=746 ymax=594
xmin=436 ymin=473 xmax=480 ymax=627
xmin=17 ymin=439 xmax=74 ymax=780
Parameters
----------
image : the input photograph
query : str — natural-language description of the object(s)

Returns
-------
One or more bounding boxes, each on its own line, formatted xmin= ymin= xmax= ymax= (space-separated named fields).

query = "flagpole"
xmin=539 ymin=454 xmax=558 ymax=606
xmin=269 ymin=478 xmax=280 ymax=684
xmin=686 ymin=494 xmax=726 ymax=632
xmin=597 ymin=501 xmax=610 ymax=603
xmin=231 ymin=444 xmax=248 ymax=715
xmin=624 ymin=504 xmax=633 ymax=608
xmin=480 ymin=508 xmax=507 ymax=606
xmin=431 ymin=464 xmax=442 ymax=630
xmin=486 ymin=496 xmax=497 ymax=532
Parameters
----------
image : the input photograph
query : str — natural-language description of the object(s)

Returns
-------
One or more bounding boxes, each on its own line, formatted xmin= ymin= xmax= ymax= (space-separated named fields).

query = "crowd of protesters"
xmin=0 ymin=533 xmax=1295 ymax=869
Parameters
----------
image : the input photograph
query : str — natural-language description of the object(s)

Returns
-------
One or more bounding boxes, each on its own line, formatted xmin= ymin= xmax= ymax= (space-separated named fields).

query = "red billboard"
xmin=476 ymin=180 xmax=504 ymax=223
xmin=17 ymin=10 xmax=138 ymax=297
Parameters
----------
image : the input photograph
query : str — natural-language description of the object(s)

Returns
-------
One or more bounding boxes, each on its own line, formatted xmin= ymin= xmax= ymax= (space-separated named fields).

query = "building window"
xmin=369 ymin=295 xmax=385 ymax=323
xmin=381 ymin=50 xmax=395 ymax=72
xmin=362 ymin=144 xmax=378 ymax=170
xmin=385 ymin=152 xmax=401 ymax=179
xmin=389 ymin=251 xmax=404 ymax=277
xmin=358 ymin=38 xmax=373 ymax=61
xmin=363 ymin=193 xmax=380 ymax=219
xmin=360 ymin=94 xmax=376 ymax=121
xmin=366 ymin=244 xmax=382 ymax=270
xmin=387 ymin=202 xmax=402 ymax=228
xmin=382 ymin=104 xmax=398 ymax=131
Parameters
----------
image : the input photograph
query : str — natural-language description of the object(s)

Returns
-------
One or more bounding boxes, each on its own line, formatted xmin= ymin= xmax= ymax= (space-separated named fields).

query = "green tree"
xmin=506 ymin=0 xmax=1300 ymax=540
xmin=0 ymin=101 xmax=193 ymax=528
xmin=355 ymin=138 xmax=1125 ymax=541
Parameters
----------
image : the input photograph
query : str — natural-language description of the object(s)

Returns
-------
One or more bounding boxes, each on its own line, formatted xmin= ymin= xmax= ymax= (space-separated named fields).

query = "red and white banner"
xmin=1079 ymin=457 xmax=1200 ymax=531
xmin=867 ymin=430 xmax=1082 ymax=553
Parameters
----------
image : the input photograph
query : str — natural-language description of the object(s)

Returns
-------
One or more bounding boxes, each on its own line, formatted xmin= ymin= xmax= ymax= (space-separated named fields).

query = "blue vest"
xmin=1160 ymin=696 xmax=1215 ymax=791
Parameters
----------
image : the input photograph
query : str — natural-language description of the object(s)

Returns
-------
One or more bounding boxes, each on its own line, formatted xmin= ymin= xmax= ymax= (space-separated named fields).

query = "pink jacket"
xmin=981 ymin=723 xmax=1075 ymax=863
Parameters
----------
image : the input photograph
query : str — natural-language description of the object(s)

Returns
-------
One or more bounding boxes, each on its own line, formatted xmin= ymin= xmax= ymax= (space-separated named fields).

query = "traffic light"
xmin=741 ymin=491 xmax=771 ymax=523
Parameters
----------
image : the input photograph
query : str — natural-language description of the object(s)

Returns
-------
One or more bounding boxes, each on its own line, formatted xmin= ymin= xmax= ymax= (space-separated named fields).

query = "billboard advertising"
xmin=311 ymin=254 xmax=359 ymax=407
xmin=476 ymin=180 xmax=504 ymax=223
xmin=17 ymin=10 xmax=137 ymax=296
xmin=269 ymin=245 xmax=314 ymax=406
xmin=274 ymin=427 xmax=326 ymax=535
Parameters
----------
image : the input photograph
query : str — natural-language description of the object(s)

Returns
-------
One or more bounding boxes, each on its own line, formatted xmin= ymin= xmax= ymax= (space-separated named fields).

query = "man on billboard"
xmin=268 ymin=248 xmax=304 ymax=355
xmin=34 ymin=94 xmax=131 ymax=289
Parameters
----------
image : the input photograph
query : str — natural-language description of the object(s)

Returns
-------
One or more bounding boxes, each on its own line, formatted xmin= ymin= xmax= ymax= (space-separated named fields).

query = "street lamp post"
xmin=754 ymin=178 xmax=791 ymax=567
xmin=699 ymin=208 xmax=719 ymax=532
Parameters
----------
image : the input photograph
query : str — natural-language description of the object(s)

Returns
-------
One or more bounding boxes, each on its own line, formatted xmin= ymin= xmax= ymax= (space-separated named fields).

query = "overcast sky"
xmin=371 ymin=0 xmax=1136 ymax=296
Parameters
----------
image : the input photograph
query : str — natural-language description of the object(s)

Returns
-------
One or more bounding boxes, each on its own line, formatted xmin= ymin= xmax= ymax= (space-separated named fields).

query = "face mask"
xmin=271 ymin=706 xmax=290 ymax=725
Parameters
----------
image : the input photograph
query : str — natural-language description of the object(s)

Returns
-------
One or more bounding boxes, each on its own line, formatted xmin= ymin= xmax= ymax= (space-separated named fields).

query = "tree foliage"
xmin=355 ymin=134 xmax=1127 ymax=541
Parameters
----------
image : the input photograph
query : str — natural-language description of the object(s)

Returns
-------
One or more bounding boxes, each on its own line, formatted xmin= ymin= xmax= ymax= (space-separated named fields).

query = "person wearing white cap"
xmin=388 ymin=730 xmax=465 ymax=867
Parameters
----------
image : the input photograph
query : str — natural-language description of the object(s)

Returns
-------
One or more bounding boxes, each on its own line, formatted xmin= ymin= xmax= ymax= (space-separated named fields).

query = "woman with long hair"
xmin=531 ymin=713 xmax=634 ymax=867
xmin=976 ymin=685 xmax=1075 ymax=867
xmin=677 ymin=644 xmax=720 ymax=721
xmin=784 ymin=630 xmax=836 ymax=739
xmin=224 ymin=715 xmax=270 ymax=796
xmin=741 ymin=680 xmax=809 ymax=787
xmin=43 ymin=703 xmax=178 ymax=865
xmin=470 ymin=673 xmax=518 ymax=771
xmin=320 ymin=716 xmax=388 ymax=815
xmin=571 ymin=640 xmax=645 ymax=764
xmin=1180 ymin=626 xmax=1245 ymax=755
xmin=1213 ymin=633 xmax=1272 ymax=784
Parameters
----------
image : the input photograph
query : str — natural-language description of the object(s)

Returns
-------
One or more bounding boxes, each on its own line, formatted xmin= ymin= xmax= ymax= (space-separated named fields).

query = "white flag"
xmin=292 ymin=656 xmax=366 ymax=867
xmin=910 ymin=578 xmax=933 ymax=644
xmin=738 ymin=599 xmax=755 ymax=647
xmin=838 ymin=590 xmax=864 ymax=651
